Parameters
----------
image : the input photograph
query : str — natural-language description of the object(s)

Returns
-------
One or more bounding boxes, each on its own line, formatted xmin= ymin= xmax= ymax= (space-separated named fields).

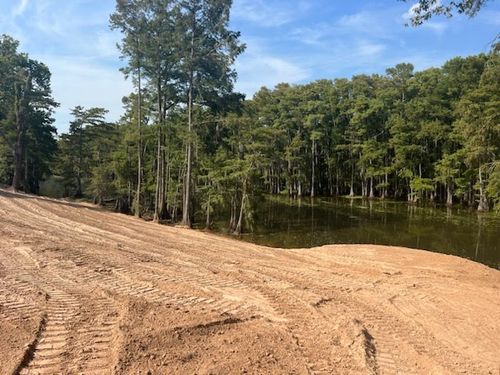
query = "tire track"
xmin=46 ymin=242 xmax=271 ymax=320
xmin=69 ymin=296 xmax=120 ymax=375
xmin=1 ymin=190 xmax=498 ymax=374
xmin=3 ymin=194 xmax=275 ymax=319
xmin=7 ymin=244 xmax=121 ymax=375
xmin=324 ymin=292 xmax=491 ymax=374
xmin=232 ymin=269 xmax=365 ymax=374
xmin=0 ymin=291 xmax=41 ymax=321
xmin=19 ymin=287 xmax=80 ymax=375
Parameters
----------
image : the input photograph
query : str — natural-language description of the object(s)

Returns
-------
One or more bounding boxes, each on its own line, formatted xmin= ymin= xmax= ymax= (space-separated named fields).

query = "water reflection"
xmin=204 ymin=196 xmax=500 ymax=269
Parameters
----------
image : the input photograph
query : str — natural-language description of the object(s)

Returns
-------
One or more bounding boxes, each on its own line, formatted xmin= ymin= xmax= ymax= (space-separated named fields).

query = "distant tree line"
xmin=51 ymin=49 xmax=499 ymax=231
xmin=0 ymin=0 xmax=498 ymax=235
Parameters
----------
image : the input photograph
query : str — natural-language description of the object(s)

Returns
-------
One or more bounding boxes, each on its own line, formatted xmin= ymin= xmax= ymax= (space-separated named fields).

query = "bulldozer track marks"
xmin=1 ymin=190 xmax=498 ymax=375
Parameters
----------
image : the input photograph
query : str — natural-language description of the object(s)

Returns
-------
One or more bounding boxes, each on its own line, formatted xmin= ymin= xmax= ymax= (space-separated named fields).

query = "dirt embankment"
xmin=0 ymin=189 xmax=499 ymax=374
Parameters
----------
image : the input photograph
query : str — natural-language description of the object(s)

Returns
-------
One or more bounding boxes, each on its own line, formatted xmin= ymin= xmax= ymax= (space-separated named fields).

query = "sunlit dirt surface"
xmin=1 ymin=189 xmax=499 ymax=374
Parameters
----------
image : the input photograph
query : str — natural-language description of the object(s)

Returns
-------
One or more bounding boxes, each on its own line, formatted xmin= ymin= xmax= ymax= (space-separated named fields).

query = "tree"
xmin=0 ymin=35 xmax=58 ymax=192
xmin=111 ymin=0 xmax=244 ymax=226
xmin=455 ymin=52 xmax=499 ymax=210
xmin=403 ymin=0 xmax=490 ymax=25
xmin=57 ymin=106 xmax=109 ymax=198
xmin=110 ymin=0 xmax=149 ymax=217
xmin=28 ymin=37 xmax=497 ymax=221
xmin=177 ymin=0 xmax=245 ymax=227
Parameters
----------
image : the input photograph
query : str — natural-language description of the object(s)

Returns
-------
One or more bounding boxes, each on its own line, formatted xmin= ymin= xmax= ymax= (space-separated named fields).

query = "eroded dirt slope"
xmin=0 ymin=189 xmax=499 ymax=374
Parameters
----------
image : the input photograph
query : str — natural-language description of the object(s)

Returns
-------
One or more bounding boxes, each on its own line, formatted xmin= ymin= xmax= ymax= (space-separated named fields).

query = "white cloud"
xmin=95 ymin=32 xmax=122 ymax=59
xmin=12 ymin=0 xmax=29 ymax=16
xmin=234 ymin=39 xmax=309 ymax=97
xmin=232 ymin=0 xmax=310 ymax=27
xmin=338 ymin=12 xmax=373 ymax=29
xmin=289 ymin=25 xmax=331 ymax=45
xmin=403 ymin=2 xmax=421 ymax=21
xmin=290 ymin=10 xmax=400 ymax=47
xmin=41 ymin=56 xmax=131 ymax=132
xmin=422 ymin=21 xmax=448 ymax=33
xmin=356 ymin=41 xmax=386 ymax=57
xmin=403 ymin=0 xmax=444 ymax=20
xmin=402 ymin=0 xmax=448 ymax=33
xmin=337 ymin=11 xmax=393 ymax=37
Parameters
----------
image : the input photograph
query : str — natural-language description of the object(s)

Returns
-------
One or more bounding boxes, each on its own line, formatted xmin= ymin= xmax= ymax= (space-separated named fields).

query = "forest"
xmin=0 ymin=0 xmax=499 ymax=234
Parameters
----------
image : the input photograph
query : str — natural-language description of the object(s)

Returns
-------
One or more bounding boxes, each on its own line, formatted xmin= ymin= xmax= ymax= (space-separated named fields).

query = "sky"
xmin=0 ymin=0 xmax=499 ymax=133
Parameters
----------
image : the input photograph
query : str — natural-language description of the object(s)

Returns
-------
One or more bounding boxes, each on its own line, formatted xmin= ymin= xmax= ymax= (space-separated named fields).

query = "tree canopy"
xmin=403 ymin=0 xmax=491 ymax=25
xmin=0 ymin=0 xmax=498 ymax=236
xmin=0 ymin=34 xmax=58 ymax=193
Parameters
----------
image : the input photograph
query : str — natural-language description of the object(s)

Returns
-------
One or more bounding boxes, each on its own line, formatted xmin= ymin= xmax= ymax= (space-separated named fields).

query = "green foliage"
xmin=403 ymin=0 xmax=489 ymax=26
xmin=486 ymin=162 xmax=500 ymax=211
xmin=55 ymin=106 xmax=115 ymax=201
xmin=39 ymin=176 xmax=65 ymax=198
xmin=0 ymin=34 xmax=58 ymax=192
xmin=110 ymin=0 xmax=245 ymax=225
xmin=2 ymin=5 xmax=499 ymax=227
xmin=410 ymin=177 xmax=434 ymax=194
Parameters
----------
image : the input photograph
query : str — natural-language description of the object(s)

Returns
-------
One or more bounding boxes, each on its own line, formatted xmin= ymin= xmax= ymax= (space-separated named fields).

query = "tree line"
xmin=0 ymin=0 xmax=498 ymax=235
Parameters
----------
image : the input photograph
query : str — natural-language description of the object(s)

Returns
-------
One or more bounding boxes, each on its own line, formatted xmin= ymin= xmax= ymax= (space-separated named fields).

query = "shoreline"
xmin=6 ymin=188 xmax=498 ymax=268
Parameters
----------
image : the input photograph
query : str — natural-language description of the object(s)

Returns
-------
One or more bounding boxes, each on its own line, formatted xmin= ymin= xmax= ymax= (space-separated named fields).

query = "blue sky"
xmin=1 ymin=0 xmax=498 ymax=132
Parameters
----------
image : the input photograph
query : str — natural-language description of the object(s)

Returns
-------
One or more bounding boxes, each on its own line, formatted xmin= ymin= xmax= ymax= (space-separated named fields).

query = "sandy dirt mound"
xmin=0 ymin=189 xmax=499 ymax=374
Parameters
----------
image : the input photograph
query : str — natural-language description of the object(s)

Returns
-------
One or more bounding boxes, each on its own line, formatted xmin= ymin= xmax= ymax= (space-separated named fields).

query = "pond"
xmin=205 ymin=196 xmax=500 ymax=269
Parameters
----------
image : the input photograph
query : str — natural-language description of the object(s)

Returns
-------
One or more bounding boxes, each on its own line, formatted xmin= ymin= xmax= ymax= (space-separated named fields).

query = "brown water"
xmin=207 ymin=196 xmax=500 ymax=269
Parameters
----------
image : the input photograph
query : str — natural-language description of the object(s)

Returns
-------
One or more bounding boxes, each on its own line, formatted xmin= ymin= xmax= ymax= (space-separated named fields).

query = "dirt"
xmin=0 ymin=189 xmax=499 ymax=375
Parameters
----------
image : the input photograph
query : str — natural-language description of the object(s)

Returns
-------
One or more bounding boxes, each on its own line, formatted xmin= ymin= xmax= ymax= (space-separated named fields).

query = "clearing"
xmin=0 ymin=189 xmax=499 ymax=374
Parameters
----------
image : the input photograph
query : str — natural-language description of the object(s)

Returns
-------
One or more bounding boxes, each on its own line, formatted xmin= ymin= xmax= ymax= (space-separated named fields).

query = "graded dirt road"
xmin=0 ymin=189 xmax=499 ymax=375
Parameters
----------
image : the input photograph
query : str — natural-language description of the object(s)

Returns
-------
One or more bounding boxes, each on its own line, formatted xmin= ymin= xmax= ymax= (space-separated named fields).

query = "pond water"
xmin=206 ymin=196 xmax=500 ymax=269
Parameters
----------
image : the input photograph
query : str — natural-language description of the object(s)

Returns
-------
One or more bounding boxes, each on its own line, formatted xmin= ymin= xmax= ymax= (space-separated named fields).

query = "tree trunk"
xmin=135 ymin=63 xmax=142 ymax=218
xmin=154 ymin=77 xmax=164 ymax=223
xmin=233 ymin=180 xmax=247 ymax=235
xmin=153 ymin=126 xmax=162 ymax=223
xmin=446 ymin=182 xmax=453 ymax=206
xmin=75 ymin=164 xmax=83 ymax=197
xmin=381 ymin=173 xmax=388 ymax=199
xmin=328 ymin=167 xmax=333 ymax=196
xmin=369 ymin=177 xmax=374 ymax=199
xmin=12 ymin=72 xmax=32 ymax=192
xmin=12 ymin=137 xmax=24 ymax=191
xmin=24 ymin=148 xmax=30 ymax=193
xmin=182 ymin=94 xmax=193 ymax=227
xmin=165 ymin=152 xmax=171 ymax=211
xmin=205 ymin=195 xmax=211 ymax=229
xmin=127 ymin=144 xmax=132 ymax=210
xmin=229 ymin=196 xmax=236 ymax=231
xmin=477 ymin=166 xmax=489 ymax=211
xmin=468 ymin=181 xmax=474 ymax=207
xmin=311 ymin=139 xmax=315 ymax=198
xmin=277 ymin=170 xmax=281 ymax=194
xmin=182 ymin=27 xmax=195 ymax=228
xmin=336 ymin=169 xmax=340 ymax=196
xmin=349 ymin=161 xmax=355 ymax=197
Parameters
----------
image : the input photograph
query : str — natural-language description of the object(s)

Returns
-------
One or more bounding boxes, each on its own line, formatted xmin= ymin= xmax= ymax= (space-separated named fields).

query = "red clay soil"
xmin=0 ymin=188 xmax=499 ymax=374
